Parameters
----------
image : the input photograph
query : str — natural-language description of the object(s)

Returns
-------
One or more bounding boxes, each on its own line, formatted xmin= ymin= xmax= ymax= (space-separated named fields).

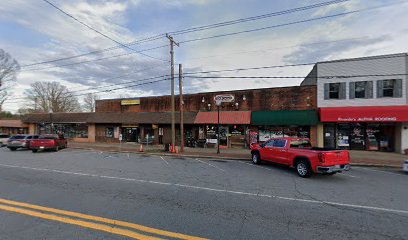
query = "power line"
xmin=183 ymin=73 xmax=408 ymax=79
xmin=179 ymin=11 xmax=357 ymax=44
xmin=5 ymin=72 xmax=407 ymax=105
xmin=20 ymin=35 xmax=165 ymax=68
xmin=169 ymin=0 xmax=349 ymax=35
xmin=22 ymin=45 xmax=168 ymax=72
xmin=181 ymin=37 xmax=368 ymax=62
xmin=21 ymin=7 xmax=352 ymax=72
xmin=23 ymin=0 xmax=348 ymax=67
xmin=41 ymin=0 xmax=167 ymax=62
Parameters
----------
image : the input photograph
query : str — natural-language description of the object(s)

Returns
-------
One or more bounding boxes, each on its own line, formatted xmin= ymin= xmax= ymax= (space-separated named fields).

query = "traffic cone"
xmin=139 ymin=144 xmax=144 ymax=152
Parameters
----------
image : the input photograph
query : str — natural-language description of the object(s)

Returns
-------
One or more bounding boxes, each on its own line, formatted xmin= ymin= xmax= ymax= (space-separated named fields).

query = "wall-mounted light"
xmin=202 ymin=97 xmax=205 ymax=103
xmin=235 ymin=102 xmax=239 ymax=110
xmin=207 ymin=103 xmax=211 ymax=110
xmin=242 ymin=95 xmax=246 ymax=101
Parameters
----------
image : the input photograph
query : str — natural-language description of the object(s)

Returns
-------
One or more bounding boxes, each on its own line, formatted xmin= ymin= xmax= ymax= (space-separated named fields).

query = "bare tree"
xmin=24 ymin=81 xmax=81 ymax=113
xmin=82 ymin=93 xmax=100 ymax=112
xmin=0 ymin=49 xmax=20 ymax=111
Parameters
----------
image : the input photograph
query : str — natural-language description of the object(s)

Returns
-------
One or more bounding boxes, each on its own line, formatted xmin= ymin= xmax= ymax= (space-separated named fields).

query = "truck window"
xmin=290 ymin=140 xmax=311 ymax=148
xmin=273 ymin=140 xmax=286 ymax=148
xmin=264 ymin=140 xmax=274 ymax=147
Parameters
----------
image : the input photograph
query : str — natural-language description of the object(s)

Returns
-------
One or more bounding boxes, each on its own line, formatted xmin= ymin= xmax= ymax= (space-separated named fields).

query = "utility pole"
xmin=179 ymin=64 xmax=184 ymax=152
xmin=166 ymin=34 xmax=179 ymax=151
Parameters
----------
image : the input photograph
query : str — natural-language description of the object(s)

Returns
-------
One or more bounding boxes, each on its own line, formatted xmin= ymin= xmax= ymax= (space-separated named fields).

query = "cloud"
xmin=283 ymin=35 xmax=391 ymax=64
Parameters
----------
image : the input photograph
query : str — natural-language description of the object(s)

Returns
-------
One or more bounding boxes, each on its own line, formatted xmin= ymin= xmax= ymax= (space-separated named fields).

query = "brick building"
xmin=23 ymin=85 xmax=319 ymax=148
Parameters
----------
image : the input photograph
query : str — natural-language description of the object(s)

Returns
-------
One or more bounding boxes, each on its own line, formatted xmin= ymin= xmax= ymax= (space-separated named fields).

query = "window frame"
xmin=328 ymin=83 xmax=341 ymax=99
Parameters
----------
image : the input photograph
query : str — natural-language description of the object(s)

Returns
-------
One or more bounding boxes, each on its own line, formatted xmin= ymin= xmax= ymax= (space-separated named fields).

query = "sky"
xmin=0 ymin=0 xmax=407 ymax=112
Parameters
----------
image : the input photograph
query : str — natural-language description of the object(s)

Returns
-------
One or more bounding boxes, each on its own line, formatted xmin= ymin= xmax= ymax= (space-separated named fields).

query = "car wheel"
xmin=9 ymin=148 xmax=17 ymax=151
xmin=295 ymin=160 xmax=312 ymax=178
xmin=252 ymin=152 xmax=261 ymax=165
xmin=54 ymin=146 xmax=59 ymax=152
xmin=32 ymin=149 xmax=38 ymax=153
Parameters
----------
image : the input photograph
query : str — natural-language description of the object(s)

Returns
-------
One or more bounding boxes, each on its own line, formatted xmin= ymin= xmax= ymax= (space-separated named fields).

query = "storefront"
xmin=251 ymin=110 xmax=319 ymax=146
xmin=320 ymin=106 xmax=408 ymax=152
xmin=194 ymin=111 xmax=251 ymax=148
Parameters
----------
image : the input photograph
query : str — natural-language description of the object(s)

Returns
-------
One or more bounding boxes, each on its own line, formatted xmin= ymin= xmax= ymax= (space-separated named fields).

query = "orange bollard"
xmin=139 ymin=144 xmax=144 ymax=152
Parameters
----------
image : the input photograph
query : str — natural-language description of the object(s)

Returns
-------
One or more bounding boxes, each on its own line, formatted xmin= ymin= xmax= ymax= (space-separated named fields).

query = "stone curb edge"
xmin=69 ymin=146 xmax=402 ymax=169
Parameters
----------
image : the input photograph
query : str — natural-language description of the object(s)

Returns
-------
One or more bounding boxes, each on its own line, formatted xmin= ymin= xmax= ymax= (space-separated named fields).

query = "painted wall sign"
xmin=121 ymin=99 xmax=140 ymax=105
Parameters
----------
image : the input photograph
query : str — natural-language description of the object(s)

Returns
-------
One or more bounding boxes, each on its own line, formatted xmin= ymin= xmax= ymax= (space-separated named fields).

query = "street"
xmin=0 ymin=147 xmax=407 ymax=240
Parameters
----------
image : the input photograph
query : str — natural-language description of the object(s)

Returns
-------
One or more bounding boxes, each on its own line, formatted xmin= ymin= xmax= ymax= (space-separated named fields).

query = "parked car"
xmin=30 ymin=134 xmax=67 ymax=153
xmin=403 ymin=160 xmax=408 ymax=173
xmin=7 ymin=134 xmax=39 ymax=151
xmin=250 ymin=138 xmax=350 ymax=178
xmin=0 ymin=133 xmax=10 ymax=147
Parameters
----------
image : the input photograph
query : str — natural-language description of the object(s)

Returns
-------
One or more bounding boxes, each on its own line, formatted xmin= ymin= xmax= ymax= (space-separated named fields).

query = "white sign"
xmin=214 ymin=94 xmax=234 ymax=103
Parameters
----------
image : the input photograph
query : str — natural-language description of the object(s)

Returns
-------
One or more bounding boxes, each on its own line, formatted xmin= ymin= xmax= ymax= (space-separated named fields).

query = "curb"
xmin=69 ymin=146 xmax=402 ymax=168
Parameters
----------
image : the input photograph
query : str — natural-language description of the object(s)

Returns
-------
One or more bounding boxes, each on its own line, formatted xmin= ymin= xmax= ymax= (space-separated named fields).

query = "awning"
xmin=319 ymin=106 xmax=408 ymax=122
xmin=251 ymin=110 xmax=319 ymax=125
xmin=194 ymin=111 xmax=251 ymax=124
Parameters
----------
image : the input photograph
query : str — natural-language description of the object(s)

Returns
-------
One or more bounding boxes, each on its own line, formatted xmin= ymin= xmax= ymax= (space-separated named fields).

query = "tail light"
xmin=318 ymin=153 xmax=326 ymax=163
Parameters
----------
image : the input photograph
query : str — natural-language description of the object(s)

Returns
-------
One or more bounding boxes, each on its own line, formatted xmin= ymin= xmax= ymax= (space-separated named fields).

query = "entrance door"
xmin=350 ymin=124 xmax=365 ymax=150
xmin=323 ymin=124 xmax=336 ymax=148
xmin=122 ymin=128 xmax=139 ymax=142
xmin=219 ymin=126 xmax=228 ymax=147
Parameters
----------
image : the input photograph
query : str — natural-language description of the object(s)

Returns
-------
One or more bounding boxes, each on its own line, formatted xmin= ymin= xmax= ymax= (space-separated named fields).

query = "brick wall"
xmin=95 ymin=86 xmax=317 ymax=113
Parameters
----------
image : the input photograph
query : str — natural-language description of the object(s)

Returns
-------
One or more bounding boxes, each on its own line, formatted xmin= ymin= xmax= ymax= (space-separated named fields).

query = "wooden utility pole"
xmin=179 ymin=64 xmax=184 ymax=152
xmin=166 ymin=34 xmax=179 ymax=151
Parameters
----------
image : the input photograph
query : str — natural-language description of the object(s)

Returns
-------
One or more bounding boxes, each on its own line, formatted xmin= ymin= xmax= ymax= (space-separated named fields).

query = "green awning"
xmin=251 ymin=110 xmax=318 ymax=125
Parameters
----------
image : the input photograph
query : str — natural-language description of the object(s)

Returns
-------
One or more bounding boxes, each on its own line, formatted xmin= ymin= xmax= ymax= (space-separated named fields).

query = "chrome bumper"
xmin=316 ymin=164 xmax=351 ymax=173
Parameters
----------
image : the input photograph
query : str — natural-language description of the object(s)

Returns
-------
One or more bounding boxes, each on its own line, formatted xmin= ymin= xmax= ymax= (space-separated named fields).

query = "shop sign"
xmin=121 ymin=99 xmax=140 ymax=105
xmin=214 ymin=94 xmax=234 ymax=103
xmin=337 ymin=117 xmax=397 ymax=122
xmin=152 ymin=124 xmax=158 ymax=129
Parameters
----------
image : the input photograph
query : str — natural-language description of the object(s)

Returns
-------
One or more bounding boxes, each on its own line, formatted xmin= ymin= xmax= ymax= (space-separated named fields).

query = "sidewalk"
xmin=68 ymin=142 xmax=407 ymax=168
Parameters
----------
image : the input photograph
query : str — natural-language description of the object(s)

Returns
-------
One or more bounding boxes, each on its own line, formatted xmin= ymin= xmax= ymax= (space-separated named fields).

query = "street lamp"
xmin=49 ymin=110 xmax=53 ymax=134
xmin=216 ymin=99 xmax=221 ymax=154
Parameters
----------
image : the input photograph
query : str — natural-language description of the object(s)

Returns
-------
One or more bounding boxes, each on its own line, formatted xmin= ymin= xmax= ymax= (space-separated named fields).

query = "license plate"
xmin=40 ymin=146 xmax=45 ymax=149
xmin=335 ymin=165 xmax=340 ymax=168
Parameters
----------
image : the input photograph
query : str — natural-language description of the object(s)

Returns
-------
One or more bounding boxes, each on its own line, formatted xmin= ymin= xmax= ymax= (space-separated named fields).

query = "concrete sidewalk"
xmin=68 ymin=141 xmax=407 ymax=168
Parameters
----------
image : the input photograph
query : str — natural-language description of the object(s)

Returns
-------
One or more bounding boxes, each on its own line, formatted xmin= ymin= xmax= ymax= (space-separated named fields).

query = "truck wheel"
xmin=32 ymin=149 xmax=38 ymax=153
xmin=251 ymin=152 xmax=261 ymax=165
xmin=295 ymin=160 xmax=312 ymax=178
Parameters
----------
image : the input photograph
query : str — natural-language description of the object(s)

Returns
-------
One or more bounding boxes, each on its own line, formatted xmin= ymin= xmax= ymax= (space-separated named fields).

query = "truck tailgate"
xmin=31 ymin=140 xmax=54 ymax=147
xmin=320 ymin=151 xmax=349 ymax=165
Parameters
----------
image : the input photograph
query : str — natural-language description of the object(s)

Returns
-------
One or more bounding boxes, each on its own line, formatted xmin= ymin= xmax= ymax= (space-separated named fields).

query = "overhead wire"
xmin=23 ymin=0 xmax=349 ymax=68
xmin=41 ymin=0 xmax=167 ymax=62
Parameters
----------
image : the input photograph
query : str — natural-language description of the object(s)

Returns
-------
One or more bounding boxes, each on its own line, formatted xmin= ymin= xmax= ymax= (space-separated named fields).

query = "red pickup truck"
xmin=30 ymin=134 xmax=68 ymax=153
xmin=250 ymin=138 xmax=350 ymax=177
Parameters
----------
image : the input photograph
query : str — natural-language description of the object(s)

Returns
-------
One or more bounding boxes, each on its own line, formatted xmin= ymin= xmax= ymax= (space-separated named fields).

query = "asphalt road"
xmin=0 ymin=147 xmax=407 ymax=240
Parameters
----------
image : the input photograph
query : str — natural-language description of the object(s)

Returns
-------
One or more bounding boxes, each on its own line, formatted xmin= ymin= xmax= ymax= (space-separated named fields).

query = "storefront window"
xmin=38 ymin=123 xmax=88 ymax=138
xmin=258 ymin=126 xmax=310 ymax=142
xmin=106 ymin=128 xmax=114 ymax=138
xmin=325 ymin=123 xmax=395 ymax=152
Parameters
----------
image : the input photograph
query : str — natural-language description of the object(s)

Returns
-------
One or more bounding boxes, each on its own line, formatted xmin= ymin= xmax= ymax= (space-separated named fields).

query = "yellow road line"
xmin=0 ymin=204 xmax=161 ymax=240
xmin=0 ymin=198 xmax=208 ymax=240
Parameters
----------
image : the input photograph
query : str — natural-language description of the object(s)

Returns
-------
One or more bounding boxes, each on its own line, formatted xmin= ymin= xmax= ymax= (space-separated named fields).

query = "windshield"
xmin=290 ymin=140 xmax=312 ymax=148
xmin=0 ymin=134 xmax=9 ymax=138
xmin=10 ymin=136 xmax=26 ymax=140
